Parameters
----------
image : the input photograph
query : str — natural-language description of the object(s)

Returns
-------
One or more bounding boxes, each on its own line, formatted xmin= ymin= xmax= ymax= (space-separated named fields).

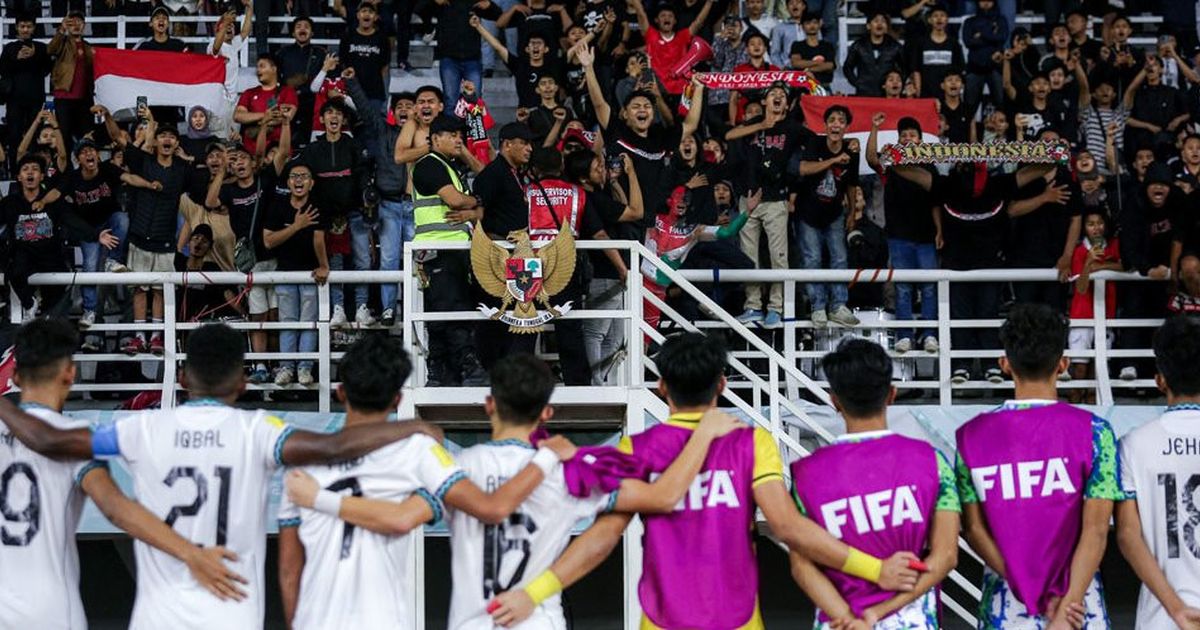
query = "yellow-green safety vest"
xmin=412 ymin=152 xmax=472 ymax=242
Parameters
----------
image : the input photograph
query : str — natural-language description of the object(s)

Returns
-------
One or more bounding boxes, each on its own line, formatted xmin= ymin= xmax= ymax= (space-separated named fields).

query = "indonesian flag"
xmin=799 ymin=96 xmax=940 ymax=176
xmin=94 ymin=48 xmax=226 ymax=119
xmin=0 ymin=345 xmax=14 ymax=396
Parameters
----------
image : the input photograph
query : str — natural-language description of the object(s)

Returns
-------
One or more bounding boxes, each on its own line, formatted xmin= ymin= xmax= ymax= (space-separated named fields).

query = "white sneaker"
xmin=810 ymin=309 xmax=828 ymax=328
xmin=104 ymin=259 xmax=130 ymax=273
xmin=330 ymin=305 xmax=348 ymax=328
xmin=274 ymin=366 xmax=295 ymax=386
xmin=79 ymin=310 xmax=96 ymax=329
xmin=894 ymin=338 xmax=913 ymax=353
xmin=380 ymin=308 xmax=396 ymax=327
xmin=951 ymin=369 xmax=970 ymax=384
xmin=923 ymin=336 xmax=939 ymax=353
xmin=1119 ymin=366 xmax=1137 ymax=381
xmin=21 ymin=302 xmax=39 ymax=323
xmin=986 ymin=368 xmax=1004 ymax=384
xmin=355 ymin=304 xmax=376 ymax=326
xmin=828 ymin=305 xmax=860 ymax=327
xmin=297 ymin=367 xmax=314 ymax=386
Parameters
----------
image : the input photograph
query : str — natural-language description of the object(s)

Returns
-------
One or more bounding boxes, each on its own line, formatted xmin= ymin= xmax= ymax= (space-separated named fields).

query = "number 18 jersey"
xmin=94 ymin=400 xmax=293 ymax=630
xmin=0 ymin=404 xmax=103 ymax=630
xmin=277 ymin=433 xmax=465 ymax=630
xmin=447 ymin=440 xmax=615 ymax=630
xmin=1119 ymin=405 xmax=1200 ymax=629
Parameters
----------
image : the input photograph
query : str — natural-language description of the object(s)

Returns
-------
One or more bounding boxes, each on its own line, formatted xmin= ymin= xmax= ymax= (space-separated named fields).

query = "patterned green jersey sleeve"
xmin=935 ymin=450 xmax=962 ymax=512
xmin=1085 ymin=416 xmax=1127 ymax=500
xmin=955 ymin=451 xmax=980 ymax=504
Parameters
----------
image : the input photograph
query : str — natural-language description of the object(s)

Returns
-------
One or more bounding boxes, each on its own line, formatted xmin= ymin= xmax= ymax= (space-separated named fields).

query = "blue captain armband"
xmin=91 ymin=424 xmax=121 ymax=459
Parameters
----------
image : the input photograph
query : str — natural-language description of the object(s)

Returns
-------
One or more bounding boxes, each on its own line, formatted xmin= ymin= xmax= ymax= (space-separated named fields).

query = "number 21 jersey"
xmin=0 ymin=404 xmax=102 ymax=630
xmin=1119 ymin=405 xmax=1200 ymax=629
xmin=95 ymin=400 xmax=293 ymax=630
xmin=277 ymin=433 xmax=465 ymax=630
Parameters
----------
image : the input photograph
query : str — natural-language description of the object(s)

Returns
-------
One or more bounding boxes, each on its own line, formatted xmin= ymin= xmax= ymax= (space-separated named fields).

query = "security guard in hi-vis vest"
xmin=411 ymin=114 xmax=488 ymax=386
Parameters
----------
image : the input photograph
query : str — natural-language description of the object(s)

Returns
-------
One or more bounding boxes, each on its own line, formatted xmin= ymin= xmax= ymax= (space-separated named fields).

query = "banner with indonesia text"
xmin=799 ymin=96 xmax=940 ymax=175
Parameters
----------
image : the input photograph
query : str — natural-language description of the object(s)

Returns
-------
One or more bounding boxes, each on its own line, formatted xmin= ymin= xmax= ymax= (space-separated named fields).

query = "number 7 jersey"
xmin=94 ymin=400 xmax=294 ymax=630
xmin=1119 ymin=404 xmax=1200 ymax=629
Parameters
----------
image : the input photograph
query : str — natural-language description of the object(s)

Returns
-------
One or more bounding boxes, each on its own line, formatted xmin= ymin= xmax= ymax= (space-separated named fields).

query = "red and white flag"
xmin=799 ymin=96 xmax=940 ymax=175
xmin=94 ymin=48 xmax=226 ymax=119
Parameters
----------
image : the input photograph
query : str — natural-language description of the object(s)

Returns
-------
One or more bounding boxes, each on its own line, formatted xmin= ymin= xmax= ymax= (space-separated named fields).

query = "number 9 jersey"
xmin=92 ymin=400 xmax=295 ymax=630
xmin=1119 ymin=404 xmax=1200 ymax=629
xmin=0 ymin=404 xmax=104 ymax=630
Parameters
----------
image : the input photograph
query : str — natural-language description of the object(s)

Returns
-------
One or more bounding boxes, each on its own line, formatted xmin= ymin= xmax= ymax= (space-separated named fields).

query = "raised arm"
xmin=470 ymin=14 xmax=511 ymax=64
xmin=285 ymin=473 xmax=435 ymax=536
xmin=0 ymin=397 xmax=93 ymax=460
xmin=81 ymin=466 xmax=248 ymax=601
xmin=619 ymin=153 xmax=643 ymax=222
xmin=1002 ymin=55 xmax=1018 ymax=101
xmin=16 ymin=109 xmax=44 ymax=160
xmin=575 ymin=44 xmax=611 ymax=128
xmin=1123 ymin=66 xmax=1147 ymax=113
xmin=279 ymin=420 xmax=444 ymax=466
xmin=681 ymin=80 xmax=705 ymax=137
xmin=628 ymin=0 xmax=650 ymax=38
xmin=205 ymin=168 xmax=226 ymax=210
xmin=866 ymin=112 xmax=884 ymax=172
xmin=687 ymin=0 xmax=714 ymax=35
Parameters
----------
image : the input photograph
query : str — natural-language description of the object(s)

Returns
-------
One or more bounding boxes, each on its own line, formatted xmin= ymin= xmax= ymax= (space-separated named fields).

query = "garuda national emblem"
xmin=471 ymin=222 xmax=576 ymax=333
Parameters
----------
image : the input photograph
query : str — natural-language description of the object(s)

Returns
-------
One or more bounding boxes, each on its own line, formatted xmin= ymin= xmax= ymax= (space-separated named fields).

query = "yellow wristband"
xmin=840 ymin=548 xmax=883 ymax=583
xmin=523 ymin=570 xmax=564 ymax=605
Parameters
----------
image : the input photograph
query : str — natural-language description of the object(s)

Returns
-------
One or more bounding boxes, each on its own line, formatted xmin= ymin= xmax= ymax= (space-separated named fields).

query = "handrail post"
xmin=117 ymin=15 xmax=126 ymax=49
xmin=317 ymin=281 xmax=331 ymax=413
xmin=937 ymin=280 xmax=952 ymax=406
xmin=1093 ymin=279 xmax=1113 ymax=405
xmin=400 ymin=242 xmax=417 ymax=418
xmin=628 ymin=247 xmax=643 ymax=389
xmin=783 ymin=281 xmax=798 ymax=400
xmin=162 ymin=281 xmax=177 ymax=407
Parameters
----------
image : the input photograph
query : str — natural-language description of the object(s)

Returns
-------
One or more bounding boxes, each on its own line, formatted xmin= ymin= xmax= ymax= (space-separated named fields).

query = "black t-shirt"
xmin=1048 ymin=87 xmax=1080 ymax=142
xmin=798 ymin=136 xmax=859 ymax=228
xmin=1172 ymin=194 xmax=1200 ymax=257
xmin=339 ymin=29 xmax=391 ymax=100
xmin=937 ymin=171 xmax=1015 ymax=269
xmin=135 ymin=37 xmax=189 ymax=53
xmin=527 ymin=104 xmax=574 ymax=142
xmin=1008 ymin=96 xmax=1069 ymax=141
xmin=789 ymin=39 xmax=837 ymax=85
xmin=60 ymin=162 xmax=125 ymax=229
xmin=264 ymin=197 xmax=324 ymax=271
xmin=220 ymin=176 xmax=272 ymax=259
xmin=602 ymin=115 xmax=683 ymax=228
xmin=940 ymin=98 xmax=973 ymax=144
xmin=586 ymin=190 xmax=629 ymax=279
xmin=1 ymin=192 xmax=62 ymax=257
xmin=508 ymin=9 xmax=562 ymax=50
xmin=883 ymin=165 xmax=937 ymax=243
xmin=506 ymin=53 xmax=563 ymax=108
xmin=1009 ymin=168 xmax=1082 ymax=266
xmin=474 ymin=157 xmax=529 ymax=237
xmin=910 ymin=34 xmax=964 ymax=98
xmin=1132 ymin=83 xmax=1187 ymax=130
xmin=740 ymin=117 xmax=805 ymax=202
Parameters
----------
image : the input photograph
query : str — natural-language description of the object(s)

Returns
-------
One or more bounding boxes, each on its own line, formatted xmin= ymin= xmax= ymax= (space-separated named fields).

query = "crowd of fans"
xmin=0 ymin=0 xmax=1196 ymax=392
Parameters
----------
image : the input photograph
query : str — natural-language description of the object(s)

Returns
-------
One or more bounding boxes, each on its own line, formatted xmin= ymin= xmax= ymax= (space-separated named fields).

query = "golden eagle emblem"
xmin=471 ymin=222 xmax=577 ymax=333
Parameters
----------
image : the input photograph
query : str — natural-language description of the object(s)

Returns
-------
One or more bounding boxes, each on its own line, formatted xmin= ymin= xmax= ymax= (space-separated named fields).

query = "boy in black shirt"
xmin=1 ymin=155 xmax=69 ymax=320
xmin=788 ymin=11 xmax=836 ymax=85
xmin=474 ymin=15 xmax=562 ymax=109
xmin=338 ymin=1 xmax=391 ymax=111
xmin=263 ymin=162 xmax=328 ymax=387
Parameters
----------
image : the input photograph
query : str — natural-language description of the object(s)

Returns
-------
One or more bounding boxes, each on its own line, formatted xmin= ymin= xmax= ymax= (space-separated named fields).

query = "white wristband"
xmin=532 ymin=447 xmax=559 ymax=477
xmin=311 ymin=489 xmax=343 ymax=516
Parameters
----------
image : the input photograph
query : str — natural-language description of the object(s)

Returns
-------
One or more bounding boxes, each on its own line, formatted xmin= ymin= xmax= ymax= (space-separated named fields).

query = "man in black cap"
xmin=134 ymin=6 xmax=189 ymax=52
xmin=411 ymin=114 xmax=487 ymax=386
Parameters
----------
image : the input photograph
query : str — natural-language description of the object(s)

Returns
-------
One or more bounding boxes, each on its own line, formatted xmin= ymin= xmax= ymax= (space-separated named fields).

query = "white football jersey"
xmin=447 ymin=440 xmax=615 ymax=630
xmin=100 ymin=400 xmax=292 ymax=630
xmin=1119 ymin=405 xmax=1200 ymax=629
xmin=0 ymin=404 xmax=101 ymax=630
xmin=278 ymin=433 xmax=466 ymax=630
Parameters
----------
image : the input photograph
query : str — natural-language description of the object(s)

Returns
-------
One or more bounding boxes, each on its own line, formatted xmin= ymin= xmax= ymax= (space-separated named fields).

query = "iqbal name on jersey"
xmin=650 ymin=469 xmax=740 ymax=511
xmin=821 ymin=486 xmax=924 ymax=538
xmin=174 ymin=429 xmax=226 ymax=449
xmin=1162 ymin=437 xmax=1200 ymax=456
xmin=970 ymin=458 xmax=1077 ymax=501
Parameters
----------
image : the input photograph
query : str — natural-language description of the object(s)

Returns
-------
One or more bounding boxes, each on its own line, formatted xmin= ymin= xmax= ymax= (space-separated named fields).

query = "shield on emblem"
xmin=506 ymin=257 xmax=544 ymax=303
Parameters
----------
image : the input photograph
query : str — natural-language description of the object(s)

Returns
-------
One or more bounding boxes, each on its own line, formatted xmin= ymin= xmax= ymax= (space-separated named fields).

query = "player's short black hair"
xmin=184 ymin=323 xmax=245 ymax=396
xmin=822 ymin=338 xmax=893 ymax=418
xmin=339 ymin=335 xmax=412 ymax=412
xmin=1154 ymin=317 xmax=1200 ymax=396
xmin=657 ymin=333 xmax=726 ymax=407
xmin=392 ymin=91 xmax=416 ymax=107
xmin=1000 ymin=303 xmax=1068 ymax=380
xmin=530 ymin=146 xmax=563 ymax=177
xmin=622 ymin=89 xmax=656 ymax=109
xmin=256 ymin=52 xmax=280 ymax=69
xmin=490 ymin=354 xmax=555 ymax=425
xmin=744 ymin=31 xmax=769 ymax=48
xmin=15 ymin=318 xmax=77 ymax=384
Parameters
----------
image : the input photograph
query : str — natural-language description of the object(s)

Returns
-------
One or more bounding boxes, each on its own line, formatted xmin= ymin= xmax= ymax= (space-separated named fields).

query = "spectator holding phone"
xmin=234 ymin=53 xmax=299 ymax=154
xmin=0 ymin=14 xmax=51 ymax=169
xmin=47 ymin=10 xmax=93 ymax=145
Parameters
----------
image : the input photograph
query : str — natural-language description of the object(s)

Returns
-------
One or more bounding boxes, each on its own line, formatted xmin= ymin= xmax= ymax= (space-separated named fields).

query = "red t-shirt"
xmin=646 ymin=29 xmax=693 ymax=95
xmin=236 ymin=84 xmax=299 ymax=152
xmin=1069 ymin=238 xmax=1120 ymax=319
